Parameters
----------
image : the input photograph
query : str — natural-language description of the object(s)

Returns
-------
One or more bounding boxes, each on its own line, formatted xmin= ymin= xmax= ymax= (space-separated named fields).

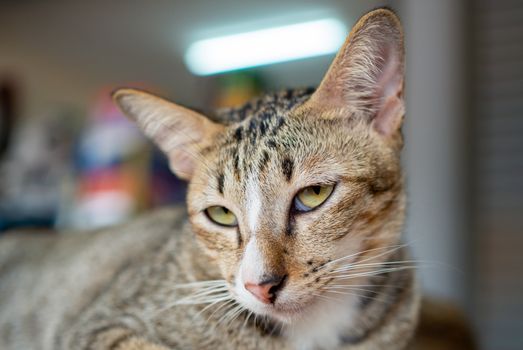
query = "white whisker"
xmin=207 ymin=299 xmax=237 ymax=323
xmin=173 ymin=280 xmax=228 ymax=289
xmin=330 ymin=266 xmax=418 ymax=280
xmin=321 ymin=243 xmax=411 ymax=275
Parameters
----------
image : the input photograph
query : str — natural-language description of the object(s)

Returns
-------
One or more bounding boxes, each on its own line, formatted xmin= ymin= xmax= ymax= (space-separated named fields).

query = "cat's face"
xmin=187 ymin=103 xmax=405 ymax=322
xmin=114 ymin=9 xmax=405 ymax=324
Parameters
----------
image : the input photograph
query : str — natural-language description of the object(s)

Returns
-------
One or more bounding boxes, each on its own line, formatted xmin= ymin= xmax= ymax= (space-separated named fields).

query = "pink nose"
xmin=244 ymin=275 xmax=286 ymax=304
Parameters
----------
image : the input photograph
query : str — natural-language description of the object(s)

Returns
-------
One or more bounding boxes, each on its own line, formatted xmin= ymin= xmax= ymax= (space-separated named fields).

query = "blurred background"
xmin=0 ymin=0 xmax=521 ymax=348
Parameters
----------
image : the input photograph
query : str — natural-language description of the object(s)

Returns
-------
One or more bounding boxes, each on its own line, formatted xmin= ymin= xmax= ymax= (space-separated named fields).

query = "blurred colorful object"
xmin=0 ymin=85 xmax=190 ymax=232
xmin=149 ymin=149 xmax=187 ymax=207
xmin=66 ymin=88 xmax=188 ymax=230
xmin=214 ymin=72 xmax=265 ymax=108
xmin=68 ymin=89 xmax=150 ymax=229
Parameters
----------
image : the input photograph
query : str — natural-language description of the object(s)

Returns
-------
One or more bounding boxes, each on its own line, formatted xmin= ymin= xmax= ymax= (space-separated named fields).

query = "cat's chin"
xmin=239 ymin=295 xmax=322 ymax=325
xmin=246 ymin=304 xmax=302 ymax=325
xmin=267 ymin=304 xmax=312 ymax=324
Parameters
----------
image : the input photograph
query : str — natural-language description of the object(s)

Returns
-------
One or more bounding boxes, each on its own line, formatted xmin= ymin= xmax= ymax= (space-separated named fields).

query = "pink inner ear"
xmin=373 ymin=94 xmax=403 ymax=136
xmin=169 ymin=151 xmax=194 ymax=181
xmin=372 ymin=45 xmax=404 ymax=136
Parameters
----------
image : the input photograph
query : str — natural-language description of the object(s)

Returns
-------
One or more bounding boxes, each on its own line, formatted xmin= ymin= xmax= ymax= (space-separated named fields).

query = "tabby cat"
xmin=1 ymin=8 xmax=434 ymax=350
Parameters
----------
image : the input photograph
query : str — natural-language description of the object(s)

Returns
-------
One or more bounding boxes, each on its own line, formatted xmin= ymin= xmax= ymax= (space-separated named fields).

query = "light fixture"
xmin=184 ymin=18 xmax=347 ymax=76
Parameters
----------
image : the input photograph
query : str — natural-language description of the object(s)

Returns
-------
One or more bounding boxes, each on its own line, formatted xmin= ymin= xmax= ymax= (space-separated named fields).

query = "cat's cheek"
xmin=190 ymin=224 xmax=243 ymax=282
xmin=190 ymin=227 xmax=226 ymax=258
xmin=217 ymin=250 xmax=244 ymax=283
xmin=293 ymin=214 xmax=345 ymax=248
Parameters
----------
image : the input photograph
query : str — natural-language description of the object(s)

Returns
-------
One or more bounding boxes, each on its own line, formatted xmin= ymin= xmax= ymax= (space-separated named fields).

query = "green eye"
xmin=205 ymin=206 xmax=238 ymax=227
xmin=294 ymin=184 xmax=334 ymax=212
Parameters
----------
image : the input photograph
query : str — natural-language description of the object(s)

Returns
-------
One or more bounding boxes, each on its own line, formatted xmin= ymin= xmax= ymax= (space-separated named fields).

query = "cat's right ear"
xmin=112 ymin=89 xmax=223 ymax=180
xmin=304 ymin=8 xmax=405 ymax=138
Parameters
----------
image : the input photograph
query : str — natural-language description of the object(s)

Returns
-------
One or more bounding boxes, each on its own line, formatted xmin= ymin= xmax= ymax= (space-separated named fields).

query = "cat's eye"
xmin=294 ymin=184 xmax=334 ymax=212
xmin=205 ymin=206 xmax=238 ymax=227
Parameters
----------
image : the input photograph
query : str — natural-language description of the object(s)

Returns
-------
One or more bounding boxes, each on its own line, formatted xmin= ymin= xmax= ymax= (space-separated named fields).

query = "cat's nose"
xmin=244 ymin=274 xmax=287 ymax=304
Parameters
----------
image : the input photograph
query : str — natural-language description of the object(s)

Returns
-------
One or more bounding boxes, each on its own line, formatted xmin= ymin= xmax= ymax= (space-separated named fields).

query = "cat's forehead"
xmin=212 ymin=117 xmax=297 ymax=190
xmin=195 ymin=90 xmax=312 ymax=193
xmin=212 ymin=87 xmax=315 ymax=125
xmin=200 ymin=101 xmax=352 ymax=198
xmin=197 ymin=88 xmax=385 ymax=195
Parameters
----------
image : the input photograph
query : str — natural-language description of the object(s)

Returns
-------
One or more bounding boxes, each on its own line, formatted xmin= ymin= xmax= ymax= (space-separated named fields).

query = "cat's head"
xmin=114 ymin=9 xmax=405 ymax=324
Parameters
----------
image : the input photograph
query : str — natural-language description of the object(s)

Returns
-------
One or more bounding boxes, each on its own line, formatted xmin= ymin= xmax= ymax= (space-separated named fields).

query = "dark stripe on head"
xmin=259 ymin=151 xmax=270 ymax=173
xmin=286 ymin=215 xmax=295 ymax=236
xmin=266 ymin=139 xmax=277 ymax=149
xmin=260 ymin=111 xmax=273 ymax=121
xmin=272 ymin=117 xmax=285 ymax=135
xmin=281 ymin=156 xmax=294 ymax=182
xmin=236 ymin=227 xmax=243 ymax=248
xmin=259 ymin=120 xmax=268 ymax=136
xmin=248 ymin=118 xmax=257 ymax=133
xmin=249 ymin=118 xmax=258 ymax=145
xmin=233 ymin=153 xmax=240 ymax=179
xmin=217 ymin=173 xmax=225 ymax=194
xmin=234 ymin=126 xmax=243 ymax=141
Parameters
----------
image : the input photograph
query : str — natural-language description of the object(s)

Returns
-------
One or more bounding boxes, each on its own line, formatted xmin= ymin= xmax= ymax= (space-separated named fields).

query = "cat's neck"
xmin=286 ymin=247 xmax=419 ymax=350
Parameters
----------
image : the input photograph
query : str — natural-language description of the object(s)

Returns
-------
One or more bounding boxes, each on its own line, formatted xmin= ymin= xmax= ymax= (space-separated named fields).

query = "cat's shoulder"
xmin=0 ymin=205 xmax=188 ymax=273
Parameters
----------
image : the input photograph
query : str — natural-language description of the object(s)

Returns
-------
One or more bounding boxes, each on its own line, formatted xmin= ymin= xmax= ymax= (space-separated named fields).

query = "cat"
xmin=0 ymin=8 xmax=445 ymax=350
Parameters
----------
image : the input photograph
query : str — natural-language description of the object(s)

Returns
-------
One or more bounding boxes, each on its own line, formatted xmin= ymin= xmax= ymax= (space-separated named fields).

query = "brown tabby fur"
xmin=0 ymin=8 xmax=473 ymax=350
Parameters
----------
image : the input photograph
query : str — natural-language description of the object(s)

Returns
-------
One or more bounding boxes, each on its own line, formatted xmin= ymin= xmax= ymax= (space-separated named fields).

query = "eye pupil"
xmin=223 ymin=208 xmax=229 ymax=214
xmin=312 ymin=186 xmax=321 ymax=195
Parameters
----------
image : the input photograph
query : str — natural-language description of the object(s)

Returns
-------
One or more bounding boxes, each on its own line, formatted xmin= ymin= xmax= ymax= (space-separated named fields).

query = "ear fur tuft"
xmin=112 ymin=88 xmax=223 ymax=180
xmin=306 ymin=8 xmax=405 ymax=137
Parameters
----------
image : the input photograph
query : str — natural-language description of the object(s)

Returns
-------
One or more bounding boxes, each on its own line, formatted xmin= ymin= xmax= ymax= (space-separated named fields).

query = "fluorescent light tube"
xmin=185 ymin=19 xmax=347 ymax=75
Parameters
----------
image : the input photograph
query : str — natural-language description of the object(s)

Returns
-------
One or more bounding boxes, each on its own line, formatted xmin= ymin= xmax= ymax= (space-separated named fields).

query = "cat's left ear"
xmin=112 ymin=88 xmax=224 ymax=180
xmin=306 ymin=8 xmax=405 ymax=137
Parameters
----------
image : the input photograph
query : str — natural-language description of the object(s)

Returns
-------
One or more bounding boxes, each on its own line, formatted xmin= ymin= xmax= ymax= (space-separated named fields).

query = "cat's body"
xmin=0 ymin=207 xmax=418 ymax=350
xmin=0 ymin=8 xmax=467 ymax=350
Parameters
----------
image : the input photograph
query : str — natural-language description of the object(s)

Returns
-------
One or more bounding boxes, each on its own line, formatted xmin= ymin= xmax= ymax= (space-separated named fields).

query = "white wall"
xmin=394 ymin=0 xmax=470 ymax=306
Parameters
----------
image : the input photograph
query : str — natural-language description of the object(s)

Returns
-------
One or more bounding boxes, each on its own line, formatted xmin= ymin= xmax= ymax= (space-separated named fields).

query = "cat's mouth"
xmin=232 ymin=271 xmax=328 ymax=323
xmin=234 ymin=288 xmax=322 ymax=324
